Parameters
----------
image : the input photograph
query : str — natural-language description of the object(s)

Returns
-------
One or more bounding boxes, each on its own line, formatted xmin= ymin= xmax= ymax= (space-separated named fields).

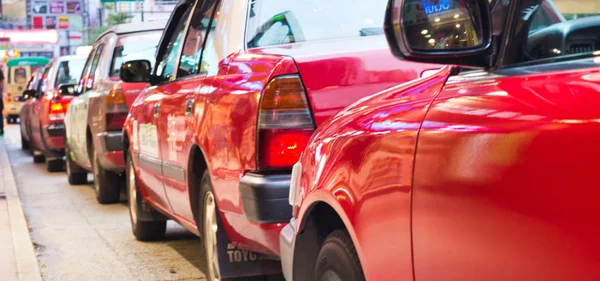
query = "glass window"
xmin=200 ymin=26 xmax=220 ymax=76
xmin=109 ymin=31 xmax=162 ymax=78
xmin=155 ymin=6 xmax=192 ymax=82
xmin=515 ymin=0 xmax=600 ymax=64
xmin=14 ymin=67 xmax=28 ymax=83
xmin=84 ymin=45 xmax=105 ymax=92
xmin=77 ymin=49 xmax=95 ymax=94
xmin=177 ymin=0 xmax=218 ymax=78
xmin=247 ymin=0 xmax=388 ymax=48
xmin=55 ymin=58 xmax=86 ymax=87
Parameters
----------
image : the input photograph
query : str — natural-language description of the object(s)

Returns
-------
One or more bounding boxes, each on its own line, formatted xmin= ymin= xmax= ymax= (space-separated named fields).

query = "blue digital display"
xmin=422 ymin=0 xmax=451 ymax=15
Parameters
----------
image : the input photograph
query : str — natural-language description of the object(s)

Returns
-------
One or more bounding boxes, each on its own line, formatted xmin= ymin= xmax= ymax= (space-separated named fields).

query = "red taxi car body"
xmin=28 ymin=55 xmax=86 ymax=172
xmin=64 ymin=22 xmax=165 ymax=203
xmin=20 ymin=69 xmax=45 ymax=150
xmin=121 ymin=0 xmax=435 ymax=278
xmin=280 ymin=0 xmax=600 ymax=280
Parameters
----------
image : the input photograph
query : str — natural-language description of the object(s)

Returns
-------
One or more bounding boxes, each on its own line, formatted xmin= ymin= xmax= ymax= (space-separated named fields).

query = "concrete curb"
xmin=0 ymin=139 xmax=43 ymax=281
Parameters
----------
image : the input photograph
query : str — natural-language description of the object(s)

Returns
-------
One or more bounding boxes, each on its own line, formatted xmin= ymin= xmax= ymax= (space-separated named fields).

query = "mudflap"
xmin=216 ymin=226 xmax=283 ymax=278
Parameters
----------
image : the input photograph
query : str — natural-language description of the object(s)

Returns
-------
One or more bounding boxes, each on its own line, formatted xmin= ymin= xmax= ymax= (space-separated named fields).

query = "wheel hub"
xmin=128 ymin=163 xmax=138 ymax=224
xmin=204 ymin=192 xmax=220 ymax=281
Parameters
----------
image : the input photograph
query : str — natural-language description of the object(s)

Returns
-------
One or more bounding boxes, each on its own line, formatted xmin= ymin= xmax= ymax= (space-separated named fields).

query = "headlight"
xmin=289 ymin=161 xmax=303 ymax=206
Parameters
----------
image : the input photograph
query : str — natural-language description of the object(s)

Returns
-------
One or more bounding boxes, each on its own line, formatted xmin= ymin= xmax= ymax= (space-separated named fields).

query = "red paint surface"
xmin=292 ymin=62 xmax=600 ymax=280
xmin=125 ymin=35 xmax=434 ymax=256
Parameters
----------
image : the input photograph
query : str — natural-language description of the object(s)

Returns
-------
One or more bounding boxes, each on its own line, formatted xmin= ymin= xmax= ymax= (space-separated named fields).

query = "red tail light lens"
xmin=106 ymin=85 xmax=128 ymax=131
xmin=49 ymin=100 xmax=69 ymax=121
xmin=258 ymin=75 xmax=315 ymax=170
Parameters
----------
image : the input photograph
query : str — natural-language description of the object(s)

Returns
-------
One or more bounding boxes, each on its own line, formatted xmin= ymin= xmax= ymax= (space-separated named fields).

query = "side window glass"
xmin=177 ymin=0 xmax=218 ymax=78
xmin=156 ymin=6 xmax=192 ymax=83
xmin=200 ymin=7 xmax=221 ymax=76
xmin=87 ymin=44 xmax=105 ymax=91
xmin=77 ymin=48 xmax=95 ymax=94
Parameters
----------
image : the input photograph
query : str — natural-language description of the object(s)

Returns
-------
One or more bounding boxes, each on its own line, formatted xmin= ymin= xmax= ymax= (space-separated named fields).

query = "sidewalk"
xmin=0 ymin=137 xmax=43 ymax=281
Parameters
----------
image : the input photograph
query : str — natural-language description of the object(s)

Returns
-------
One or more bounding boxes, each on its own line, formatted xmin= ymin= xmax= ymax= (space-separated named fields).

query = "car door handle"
xmin=185 ymin=99 xmax=194 ymax=116
xmin=153 ymin=103 xmax=160 ymax=117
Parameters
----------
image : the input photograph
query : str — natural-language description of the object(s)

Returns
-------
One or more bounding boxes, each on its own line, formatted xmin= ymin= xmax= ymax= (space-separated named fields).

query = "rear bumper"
xmin=239 ymin=173 xmax=292 ymax=224
xmin=96 ymin=131 xmax=125 ymax=172
xmin=5 ymin=103 xmax=21 ymax=115
xmin=43 ymin=123 xmax=66 ymax=151
xmin=279 ymin=219 xmax=297 ymax=281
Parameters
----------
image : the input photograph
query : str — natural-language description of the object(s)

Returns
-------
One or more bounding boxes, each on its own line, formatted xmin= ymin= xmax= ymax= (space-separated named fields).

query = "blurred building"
xmin=553 ymin=0 xmax=600 ymax=19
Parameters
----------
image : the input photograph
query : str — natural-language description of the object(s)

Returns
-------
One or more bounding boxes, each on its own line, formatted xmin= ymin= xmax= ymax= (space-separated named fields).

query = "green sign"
xmin=6 ymin=57 xmax=50 ymax=68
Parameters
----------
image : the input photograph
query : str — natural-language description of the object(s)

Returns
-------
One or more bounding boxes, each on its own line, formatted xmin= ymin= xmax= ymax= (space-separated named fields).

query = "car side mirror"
xmin=22 ymin=90 xmax=36 ymax=100
xmin=58 ymin=84 xmax=76 ymax=96
xmin=384 ymin=0 xmax=492 ymax=67
xmin=120 ymin=60 xmax=152 ymax=83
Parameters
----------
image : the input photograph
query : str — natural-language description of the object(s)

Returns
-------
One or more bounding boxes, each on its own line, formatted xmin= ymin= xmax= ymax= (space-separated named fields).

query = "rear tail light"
xmin=257 ymin=75 xmax=315 ymax=169
xmin=6 ymin=97 xmax=12 ymax=103
xmin=49 ymin=100 xmax=69 ymax=121
xmin=106 ymin=85 xmax=128 ymax=131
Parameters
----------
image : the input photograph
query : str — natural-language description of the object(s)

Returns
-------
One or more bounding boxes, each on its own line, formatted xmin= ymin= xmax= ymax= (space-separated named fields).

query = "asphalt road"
xmin=3 ymin=124 xmax=206 ymax=281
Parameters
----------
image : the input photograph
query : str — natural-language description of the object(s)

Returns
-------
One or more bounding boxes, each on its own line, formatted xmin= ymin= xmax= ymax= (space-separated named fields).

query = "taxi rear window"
xmin=246 ymin=0 xmax=387 ymax=48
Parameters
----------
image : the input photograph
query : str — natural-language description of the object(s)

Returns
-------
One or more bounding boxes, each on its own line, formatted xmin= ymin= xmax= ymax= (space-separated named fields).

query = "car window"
xmin=247 ymin=0 xmax=388 ymax=48
xmin=155 ymin=6 xmax=192 ymax=83
xmin=82 ymin=44 xmax=105 ymax=93
xmin=177 ymin=0 xmax=218 ymax=78
xmin=199 ymin=11 xmax=221 ymax=76
xmin=109 ymin=31 xmax=162 ymax=78
xmin=55 ymin=58 xmax=86 ymax=87
xmin=516 ymin=0 xmax=597 ymax=64
xmin=77 ymin=48 xmax=96 ymax=94
xmin=14 ymin=67 xmax=28 ymax=83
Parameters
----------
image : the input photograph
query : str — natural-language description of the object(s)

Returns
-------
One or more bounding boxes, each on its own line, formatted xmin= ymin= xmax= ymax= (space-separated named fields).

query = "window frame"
xmin=84 ymin=44 xmax=105 ymax=93
xmin=152 ymin=0 xmax=196 ymax=85
xmin=177 ymin=0 xmax=220 ymax=79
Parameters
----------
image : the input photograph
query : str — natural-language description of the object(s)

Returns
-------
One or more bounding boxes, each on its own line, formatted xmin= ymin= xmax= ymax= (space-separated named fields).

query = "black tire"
xmin=46 ymin=158 xmax=64 ymax=172
xmin=126 ymin=151 xmax=166 ymax=241
xmin=92 ymin=150 xmax=121 ymax=204
xmin=197 ymin=171 xmax=275 ymax=281
xmin=33 ymin=152 xmax=45 ymax=163
xmin=65 ymin=145 xmax=87 ymax=185
xmin=21 ymin=134 xmax=29 ymax=150
xmin=315 ymin=230 xmax=365 ymax=281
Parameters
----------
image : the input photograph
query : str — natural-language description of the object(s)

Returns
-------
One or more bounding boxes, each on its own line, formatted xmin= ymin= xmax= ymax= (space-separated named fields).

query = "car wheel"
xmin=198 ymin=171 xmax=273 ymax=281
xmin=127 ymin=151 xmax=166 ymax=241
xmin=21 ymin=134 xmax=29 ymax=150
xmin=46 ymin=158 xmax=64 ymax=172
xmin=32 ymin=150 xmax=45 ymax=163
xmin=315 ymin=230 xmax=365 ymax=281
xmin=65 ymin=145 xmax=87 ymax=185
xmin=92 ymin=150 xmax=121 ymax=204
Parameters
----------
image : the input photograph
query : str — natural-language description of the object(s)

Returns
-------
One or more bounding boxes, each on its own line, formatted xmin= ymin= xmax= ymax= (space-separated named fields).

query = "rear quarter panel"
xmin=294 ymin=67 xmax=452 ymax=281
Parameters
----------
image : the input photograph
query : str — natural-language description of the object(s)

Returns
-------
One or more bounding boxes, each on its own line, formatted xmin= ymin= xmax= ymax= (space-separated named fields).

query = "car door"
xmin=29 ymin=65 xmax=52 ymax=150
xmin=71 ymin=43 xmax=106 ymax=168
xmin=135 ymin=1 xmax=194 ymax=211
xmin=67 ymin=46 xmax=96 ymax=165
xmin=158 ymin=0 xmax=220 ymax=222
xmin=411 ymin=1 xmax=600 ymax=280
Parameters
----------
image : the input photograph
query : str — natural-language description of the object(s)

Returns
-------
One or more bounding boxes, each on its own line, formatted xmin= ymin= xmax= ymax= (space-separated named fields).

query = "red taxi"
xmin=28 ymin=55 xmax=86 ymax=172
xmin=280 ymin=0 xmax=600 ymax=280
xmin=120 ymin=0 xmax=434 ymax=279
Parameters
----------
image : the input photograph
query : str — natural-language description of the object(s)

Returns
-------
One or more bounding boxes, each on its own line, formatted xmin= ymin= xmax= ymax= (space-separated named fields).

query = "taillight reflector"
xmin=106 ymin=85 xmax=128 ymax=131
xmin=258 ymin=75 xmax=315 ymax=170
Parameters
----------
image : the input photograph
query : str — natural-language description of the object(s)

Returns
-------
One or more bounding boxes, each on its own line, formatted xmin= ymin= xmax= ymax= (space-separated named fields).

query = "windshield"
xmin=109 ymin=31 xmax=162 ymax=78
xmin=55 ymin=58 xmax=86 ymax=88
xmin=247 ymin=0 xmax=388 ymax=48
